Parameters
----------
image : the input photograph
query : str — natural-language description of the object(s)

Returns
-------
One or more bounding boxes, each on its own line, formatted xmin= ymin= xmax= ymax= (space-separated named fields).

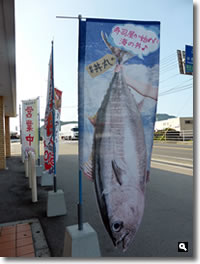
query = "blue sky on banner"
xmin=80 ymin=19 xmax=160 ymax=67
xmin=11 ymin=0 xmax=194 ymax=132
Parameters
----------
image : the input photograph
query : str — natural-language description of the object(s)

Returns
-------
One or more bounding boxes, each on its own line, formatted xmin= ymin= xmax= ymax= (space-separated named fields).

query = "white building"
xmin=155 ymin=117 xmax=193 ymax=132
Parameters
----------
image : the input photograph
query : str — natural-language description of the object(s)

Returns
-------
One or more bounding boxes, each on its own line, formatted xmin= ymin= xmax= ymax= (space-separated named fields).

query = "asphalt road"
xmin=9 ymin=141 xmax=193 ymax=257
xmin=152 ymin=142 xmax=193 ymax=166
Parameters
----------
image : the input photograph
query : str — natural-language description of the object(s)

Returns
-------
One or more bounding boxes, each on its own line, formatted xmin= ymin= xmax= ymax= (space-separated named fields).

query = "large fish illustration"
xmin=86 ymin=33 xmax=148 ymax=251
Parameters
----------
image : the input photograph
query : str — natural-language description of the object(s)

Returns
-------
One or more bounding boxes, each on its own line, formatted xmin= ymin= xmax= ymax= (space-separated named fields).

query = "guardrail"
xmin=154 ymin=130 xmax=193 ymax=142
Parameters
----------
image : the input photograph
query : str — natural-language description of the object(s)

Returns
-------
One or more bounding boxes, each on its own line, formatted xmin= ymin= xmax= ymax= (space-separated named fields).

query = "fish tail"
xmin=101 ymin=31 xmax=134 ymax=64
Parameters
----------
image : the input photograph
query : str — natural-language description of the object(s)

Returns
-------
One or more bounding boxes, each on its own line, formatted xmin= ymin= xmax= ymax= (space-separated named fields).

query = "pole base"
xmin=36 ymin=165 xmax=43 ymax=177
xmin=47 ymin=189 xmax=67 ymax=217
xmin=41 ymin=171 xmax=53 ymax=186
xmin=63 ymin=223 xmax=101 ymax=257
xmin=24 ymin=159 xmax=28 ymax=178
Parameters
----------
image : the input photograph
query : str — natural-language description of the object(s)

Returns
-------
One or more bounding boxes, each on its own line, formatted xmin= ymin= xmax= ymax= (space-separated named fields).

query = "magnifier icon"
xmin=179 ymin=243 xmax=187 ymax=251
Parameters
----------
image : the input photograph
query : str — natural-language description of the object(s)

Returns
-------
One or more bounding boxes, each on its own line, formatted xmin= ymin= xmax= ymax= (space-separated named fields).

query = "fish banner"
xmin=22 ymin=98 xmax=39 ymax=160
xmin=43 ymin=45 xmax=62 ymax=174
xmin=78 ymin=18 xmax=160 ymax=251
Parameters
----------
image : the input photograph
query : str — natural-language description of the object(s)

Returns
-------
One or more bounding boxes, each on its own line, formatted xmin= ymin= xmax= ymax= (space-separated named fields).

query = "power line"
xmin=160 ymin=63 xmax=177 ymax=72
xmin=159 ymin=86 xmax=192 ymax=96
xmin=176 ymin=93 xmax=192 ymax=117
xmin=160 ymin=62 xmax=177 ymax=70
xmin=161 ymin=78 xmax=193 ymax=88
xmin=159 ymin=85 xmax=192 ymax=96
xmin=160 ymin=64 xmax=178 ymax=74
xmin=160 ymin=52 xmax=176 ymax=63
xmin=160 ymin=63 xmax=178 ymax=72
xmin=160 ymin=78 xmax=193 ymax=91
xmin=159 ymin=78 xmax=193 ymax=95
xmin=159 ymin=82 xmax=193 ymax=94
xmin=160 ymin=57 xmax=177 ymax=67
xmin=159 ymin=73 xmax=180 ymax=84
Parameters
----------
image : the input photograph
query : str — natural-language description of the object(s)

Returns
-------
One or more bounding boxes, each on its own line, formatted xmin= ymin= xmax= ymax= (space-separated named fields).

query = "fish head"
xmin=108 ymin=187 xmax=145 ymax=251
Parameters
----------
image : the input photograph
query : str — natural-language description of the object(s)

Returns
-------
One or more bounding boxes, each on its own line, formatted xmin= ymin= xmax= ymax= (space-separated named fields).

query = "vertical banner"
xmin=79 ymin=18 xmax=160 ymax=251
xmin=44 ymin=47 xmax=54 ymax=174
xmin=54 ymin=88 xmax=62 ymax=162
xmin=22 ymin=98 xmax=39 ymax=159
xmin=43 ymin=45 xmax=62 ymax=174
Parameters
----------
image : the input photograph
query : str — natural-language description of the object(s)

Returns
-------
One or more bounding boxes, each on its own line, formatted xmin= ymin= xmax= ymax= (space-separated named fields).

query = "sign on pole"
xmin=177 ymin=50 xmax=184 ymax=74
xmin=185 ymin=45 xmax=193 ymax=74
xmin=177 ymin=47 xmax=193 ymax=75
xmin=22 ymin=98 xmax=39 ymax=160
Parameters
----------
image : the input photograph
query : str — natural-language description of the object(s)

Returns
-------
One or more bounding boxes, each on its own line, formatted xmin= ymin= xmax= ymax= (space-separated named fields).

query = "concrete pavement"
xmin=56 ymin=141 xmax=193 ymax=257
xmin=0 ymin=141 xmax=193 ymax=257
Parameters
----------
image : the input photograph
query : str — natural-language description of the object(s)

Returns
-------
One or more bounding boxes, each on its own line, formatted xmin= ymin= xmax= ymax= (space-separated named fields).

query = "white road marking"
xmin=151 ymin=161 xmax=193 ymax=176
xmin=152 ymin=154 xmax=193 ymax=162
xmin=153 ymin=145 xmax=192 ymax=151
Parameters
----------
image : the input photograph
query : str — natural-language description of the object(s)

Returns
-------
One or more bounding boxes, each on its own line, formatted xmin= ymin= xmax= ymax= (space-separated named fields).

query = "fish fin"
xmin=112 ymin=160 xmax=125 ymax=185
xmin=82 ymin=158 xmax=94 ymax=181
xmin=88 ymin=114 xmax=97 ymax=127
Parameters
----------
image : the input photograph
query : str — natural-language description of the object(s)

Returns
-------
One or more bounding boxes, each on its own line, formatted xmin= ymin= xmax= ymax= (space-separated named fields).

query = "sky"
xmin=10 ymin=0 xmax=194 ymax=132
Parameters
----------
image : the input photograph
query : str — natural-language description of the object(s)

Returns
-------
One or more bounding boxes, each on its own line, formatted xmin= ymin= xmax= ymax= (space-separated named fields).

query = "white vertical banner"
xmin=22 ymin=98 xmax=39 ymax=160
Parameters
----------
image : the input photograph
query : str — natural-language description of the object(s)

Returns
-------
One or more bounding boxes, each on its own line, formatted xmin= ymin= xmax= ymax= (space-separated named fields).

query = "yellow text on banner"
xmin=86 ymin=54 xmax=116 ymax=78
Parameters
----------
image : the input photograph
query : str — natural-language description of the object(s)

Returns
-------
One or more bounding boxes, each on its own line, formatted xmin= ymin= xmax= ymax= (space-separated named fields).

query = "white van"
xmin=60 ymin=124 xmax=79 ymax=140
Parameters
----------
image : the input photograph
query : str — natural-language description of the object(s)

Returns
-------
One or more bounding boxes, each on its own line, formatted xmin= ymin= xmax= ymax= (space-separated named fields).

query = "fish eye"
xmin=112 ymin=221 xmax=123 ymax=232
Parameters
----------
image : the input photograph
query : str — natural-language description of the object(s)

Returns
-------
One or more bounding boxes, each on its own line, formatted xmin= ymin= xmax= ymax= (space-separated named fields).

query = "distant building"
xmin=155 ymin=117 xmax=193 ymax=131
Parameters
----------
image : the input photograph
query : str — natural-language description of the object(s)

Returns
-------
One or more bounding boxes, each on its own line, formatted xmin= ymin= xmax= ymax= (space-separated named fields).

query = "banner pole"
xmin=19 ymin=104 xmax=22 ymax=144
xmin=77 ymin=14 xmax=83 ymax=231
xmin=52 ymin=40 xmax=57 ymax=193
xmin=37 ymin=97 xmax=40 ymax=166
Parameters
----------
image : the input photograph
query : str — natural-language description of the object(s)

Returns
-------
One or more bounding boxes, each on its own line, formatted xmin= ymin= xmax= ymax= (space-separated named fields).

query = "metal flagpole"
xmin=51 ymin=41 xmax=57 ymax=193
xmin=37 ymin=97 xmax=40 ymax=166
xmin=19 ymin=104 xmax=22 ymax=144
xmin=77 ymin=14 xmax=83 ymax=231
xmin=56 ymin=14 xmax=83 ymax=229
